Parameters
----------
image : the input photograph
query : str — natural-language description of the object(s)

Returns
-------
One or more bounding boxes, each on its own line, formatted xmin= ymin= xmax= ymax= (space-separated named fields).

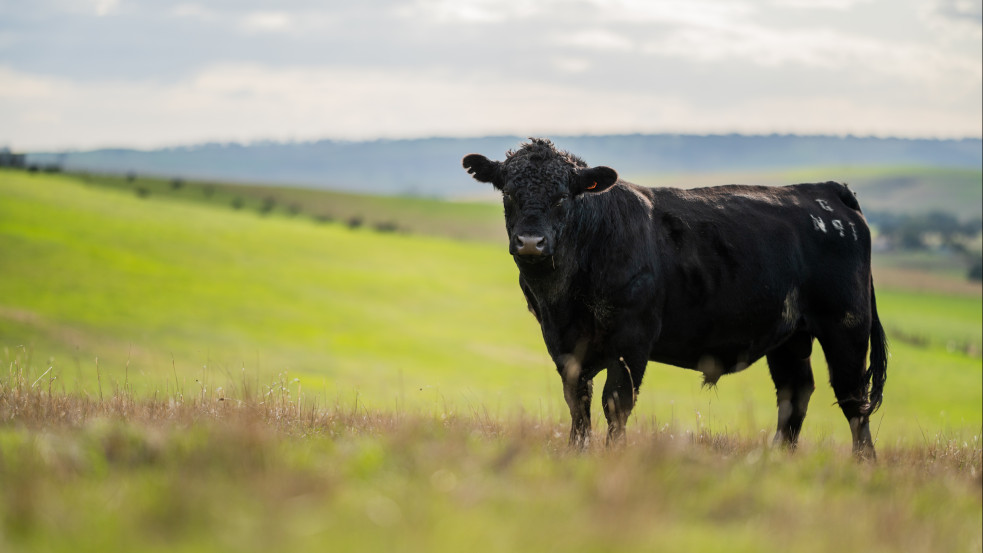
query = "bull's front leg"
xmin=601 ymin=357 xmax=638 ymax=445
xmin=559 ymin=359 xmax=593 ymax=449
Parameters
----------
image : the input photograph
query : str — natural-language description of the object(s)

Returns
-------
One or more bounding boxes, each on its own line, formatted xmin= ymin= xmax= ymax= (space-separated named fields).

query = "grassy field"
xmin=1 ymin=372 xmax=980 ymax=553
xmin=1 ymin=169 xmax=980 ymax=552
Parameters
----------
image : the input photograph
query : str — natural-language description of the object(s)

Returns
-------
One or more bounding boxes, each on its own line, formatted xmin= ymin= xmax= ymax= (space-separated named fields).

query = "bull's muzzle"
xmin=513 ymin=234 xmax=549 ymax=256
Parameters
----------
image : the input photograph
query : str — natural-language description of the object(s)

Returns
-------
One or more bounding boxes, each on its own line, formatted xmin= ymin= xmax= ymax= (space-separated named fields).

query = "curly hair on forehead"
xmin=505 ymin=138 xmax=588 ymax=168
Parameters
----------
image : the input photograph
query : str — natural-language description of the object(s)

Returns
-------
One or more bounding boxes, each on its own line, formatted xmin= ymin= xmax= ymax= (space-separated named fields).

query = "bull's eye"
xmin=504 ymin=193 xmax=514 ymax=203
xmin=552 ymin=195 xmax=568 ymax=208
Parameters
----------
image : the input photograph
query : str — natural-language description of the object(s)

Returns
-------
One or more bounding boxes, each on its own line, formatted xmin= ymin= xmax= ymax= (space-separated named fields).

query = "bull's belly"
xmin=648 ymin=328 xmax=794 ymax=380
xmin=649 ymin=348 xmax=761 ymax=374
xmin=649 ymin=297 xmax=801 ymax=378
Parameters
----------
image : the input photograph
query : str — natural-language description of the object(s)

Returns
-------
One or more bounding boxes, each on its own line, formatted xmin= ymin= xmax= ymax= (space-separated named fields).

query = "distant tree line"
xmin=867 ymin=211 xmax=982 ymax=252
xmin=2 ymin=147 xmax=64 ymax=173
xmin=0 ymin=148 xmax=27 ymax=168
xmin=117 ymin=170 xmax=404 ymax=236
xmin=867 ymin=210 xmax=982 ymax=282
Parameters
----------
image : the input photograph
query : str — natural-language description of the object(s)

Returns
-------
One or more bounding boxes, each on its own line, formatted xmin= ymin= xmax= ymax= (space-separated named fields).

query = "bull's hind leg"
xmin=766 ymin=332 xmax=815 ymax=448
xmin=601 ymin=355 xmax=646 ymax=445
xmin=817 ymin=327 xmax=876 ymax=459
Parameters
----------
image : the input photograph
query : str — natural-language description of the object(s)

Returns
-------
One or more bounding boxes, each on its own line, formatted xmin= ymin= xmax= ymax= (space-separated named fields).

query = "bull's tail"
xmin=841 ymin=181 xmax=886 ymax=415
xmin=866 ymin=276 xmax=888 ymax=414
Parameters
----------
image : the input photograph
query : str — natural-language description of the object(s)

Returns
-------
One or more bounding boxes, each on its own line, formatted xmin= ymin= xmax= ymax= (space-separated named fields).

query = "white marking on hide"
xmin=815 ymin=199 xmax=834 ymax=212
xmin=831 ymin=219 xmax=845 ymax=237
xmin=848 ymin=221 xmax=858 ymax=241
xmin=810 ymin=214 xmax=827 ymax=233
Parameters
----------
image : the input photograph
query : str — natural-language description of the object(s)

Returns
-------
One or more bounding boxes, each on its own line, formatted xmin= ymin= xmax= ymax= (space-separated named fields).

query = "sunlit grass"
xmin=0 ymin=367 xmax=979 ymax=553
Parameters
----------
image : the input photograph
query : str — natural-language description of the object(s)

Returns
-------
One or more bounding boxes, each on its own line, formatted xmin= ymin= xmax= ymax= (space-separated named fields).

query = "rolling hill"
xmin=27 ymin=134 xmax=982 ymax=202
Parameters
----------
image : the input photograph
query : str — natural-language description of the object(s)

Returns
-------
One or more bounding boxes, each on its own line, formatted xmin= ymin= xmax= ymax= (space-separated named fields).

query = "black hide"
xmin=463 ymin=138 xmax=887 ymax=457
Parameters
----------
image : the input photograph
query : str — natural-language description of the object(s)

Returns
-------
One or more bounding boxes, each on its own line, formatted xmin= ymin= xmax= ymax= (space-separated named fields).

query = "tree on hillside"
xmin=969 ymin=259 xmax=983 ymax=282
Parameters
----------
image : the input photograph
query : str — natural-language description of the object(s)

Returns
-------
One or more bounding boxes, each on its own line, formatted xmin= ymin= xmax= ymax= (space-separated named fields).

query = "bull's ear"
xmin=575 ymin=166 xmax=618 ymax=195
xmin=462 ymin=154 xmax=503 ymax=189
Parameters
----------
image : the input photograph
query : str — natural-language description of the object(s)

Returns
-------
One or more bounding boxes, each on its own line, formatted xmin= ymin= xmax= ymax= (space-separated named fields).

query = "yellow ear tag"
xmin=587 ymin=182 xmax=597 ymax=190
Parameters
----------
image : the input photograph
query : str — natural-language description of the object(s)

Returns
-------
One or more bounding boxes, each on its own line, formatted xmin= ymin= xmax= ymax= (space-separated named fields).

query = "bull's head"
xmin=462 ymin=138 xmax=618 ymax=261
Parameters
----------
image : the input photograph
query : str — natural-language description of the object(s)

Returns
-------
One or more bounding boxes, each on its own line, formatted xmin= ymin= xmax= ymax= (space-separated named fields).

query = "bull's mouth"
xmin=512 ymin=252 xmax=555 ymax=268
xmin=513 ymin=252 xmax=549 ymax=260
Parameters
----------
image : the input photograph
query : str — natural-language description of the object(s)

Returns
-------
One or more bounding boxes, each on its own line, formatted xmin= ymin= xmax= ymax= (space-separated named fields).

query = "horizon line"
xmin=15 ymin=131 xmax=983 ymax=154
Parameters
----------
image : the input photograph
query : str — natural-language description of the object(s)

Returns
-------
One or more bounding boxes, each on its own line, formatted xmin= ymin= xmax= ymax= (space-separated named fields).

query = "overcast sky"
xmin=1 ymin=0 xmax=980 ymax=150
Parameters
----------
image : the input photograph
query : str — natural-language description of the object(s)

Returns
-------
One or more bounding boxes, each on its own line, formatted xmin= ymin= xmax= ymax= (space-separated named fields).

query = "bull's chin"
xmin=512 ymin=252 xmax=555 ymax=269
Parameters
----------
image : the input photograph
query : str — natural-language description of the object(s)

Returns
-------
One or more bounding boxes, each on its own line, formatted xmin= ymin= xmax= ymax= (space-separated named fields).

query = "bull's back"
xmin=644 ymin=181 xmax=872 ymax=368
xmin=648 ymin=182 xmax=870 ymax=278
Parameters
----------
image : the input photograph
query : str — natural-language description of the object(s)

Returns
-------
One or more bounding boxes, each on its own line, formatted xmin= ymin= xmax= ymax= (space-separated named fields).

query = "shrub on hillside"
xmin=969 ymin=258 xmax=982 ymax=282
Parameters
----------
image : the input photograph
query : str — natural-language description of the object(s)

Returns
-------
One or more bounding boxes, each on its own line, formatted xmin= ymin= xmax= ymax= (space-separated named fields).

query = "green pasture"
xmin=1 ymin=169 xmax=980 ymax=553
xmin=1 ymin=169 xmax=980 ymax=446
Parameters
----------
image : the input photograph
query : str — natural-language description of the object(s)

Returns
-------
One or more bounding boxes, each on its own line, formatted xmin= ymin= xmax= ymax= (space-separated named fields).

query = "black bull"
xmin=463 ymin=138 xmax=887 ymax=457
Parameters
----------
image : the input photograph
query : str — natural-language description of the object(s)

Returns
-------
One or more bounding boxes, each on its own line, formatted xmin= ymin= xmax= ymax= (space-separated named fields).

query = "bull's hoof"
xmin=771 ymin=430 xmax=801 ymax=451
xmin=853 ymin=442 xmax=877 ymax=462
xmin=568 ymin=431 xmax=591 ymax=451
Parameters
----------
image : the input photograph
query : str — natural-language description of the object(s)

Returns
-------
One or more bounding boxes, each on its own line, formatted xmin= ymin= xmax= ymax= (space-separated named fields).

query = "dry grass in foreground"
xmin=1 ymin=368 xmax=981 ymax=553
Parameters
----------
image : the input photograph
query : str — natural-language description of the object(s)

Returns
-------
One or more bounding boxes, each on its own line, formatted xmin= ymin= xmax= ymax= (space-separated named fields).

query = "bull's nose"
xmin=514 ymin=235 xmax=547 ymax=256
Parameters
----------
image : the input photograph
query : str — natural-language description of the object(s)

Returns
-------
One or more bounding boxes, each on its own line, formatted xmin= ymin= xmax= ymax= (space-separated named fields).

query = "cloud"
xmin=2 ymin=61 xmax=979 ymax=151
xmin=640 ymin=15 xmax=981 ymax=86
xmin=551 ymin=29 xmax=634 ymax=52
xmin=551 ymin=57 xmax=592 ymax=74
xmin=171 ymin=3 xmax=216 ymax=20
xmin=396 ymin=0 xmax=543 ymax=23
xmin=402 ymin=0 xmax=755 ymax=27
xmin=933 ymin=0 xmax=982 ymax=23
xmin=93 ymin=0 xmax=120 ymax=16
xmin=239 ymin=11 xmax=293 ymax=33
xmin=771 ymin=0 xmax=874 ymax=9
xmin=0 ymin=0 xmax=979 ymax=148
xmin=583 ymin=0 xmax=755 ymax=25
